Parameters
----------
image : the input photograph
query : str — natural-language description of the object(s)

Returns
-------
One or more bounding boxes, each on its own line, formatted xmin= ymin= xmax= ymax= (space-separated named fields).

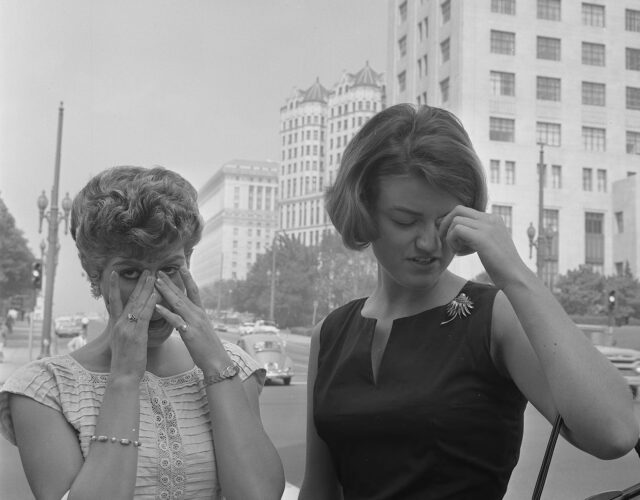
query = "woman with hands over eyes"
xmin=299 ymin=104 xmax=639 ymax=500
xmin=0 ymin=166 xmax=284 ymax=500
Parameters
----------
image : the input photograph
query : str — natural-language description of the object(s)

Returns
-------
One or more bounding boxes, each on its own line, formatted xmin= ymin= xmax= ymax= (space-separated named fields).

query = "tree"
xmin=553 ymin=265 xmax=605 ymax=315
xmin=553 ymin=265 xmax=640 ymax=321
xmin=315 ymin=233 xmax=377 ymax=321
xmin=0 ymin=195 xmax=36 ymax=302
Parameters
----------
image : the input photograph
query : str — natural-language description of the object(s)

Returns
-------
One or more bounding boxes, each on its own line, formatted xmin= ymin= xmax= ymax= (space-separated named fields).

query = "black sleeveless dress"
xmin=313 ymin=281 xmax=527 ymax=500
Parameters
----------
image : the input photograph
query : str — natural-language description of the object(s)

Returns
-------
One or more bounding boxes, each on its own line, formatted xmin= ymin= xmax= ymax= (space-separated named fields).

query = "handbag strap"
xmin=532 ymin=414 xmax=564 ymax=500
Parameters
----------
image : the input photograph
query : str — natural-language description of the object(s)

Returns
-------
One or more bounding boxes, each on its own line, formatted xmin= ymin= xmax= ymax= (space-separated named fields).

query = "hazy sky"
xmin=0 ymin=0 xmax=388 ymax=316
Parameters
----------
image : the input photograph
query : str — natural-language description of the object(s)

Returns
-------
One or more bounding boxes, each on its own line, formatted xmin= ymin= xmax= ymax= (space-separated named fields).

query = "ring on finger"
xmin=127 ymin=313 xmax=138 ymax=322
xmin=177 ymin=324 xmax=188 ymax=334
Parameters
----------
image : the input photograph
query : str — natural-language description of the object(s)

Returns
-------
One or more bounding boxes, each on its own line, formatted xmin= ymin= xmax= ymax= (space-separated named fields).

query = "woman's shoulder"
xmin=0 ymin=355 xmax=81 ymax=445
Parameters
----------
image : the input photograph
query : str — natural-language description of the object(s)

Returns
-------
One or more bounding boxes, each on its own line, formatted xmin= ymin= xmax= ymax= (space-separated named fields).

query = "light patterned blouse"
xmin=0 ymin=341 xmax=265 ymax=499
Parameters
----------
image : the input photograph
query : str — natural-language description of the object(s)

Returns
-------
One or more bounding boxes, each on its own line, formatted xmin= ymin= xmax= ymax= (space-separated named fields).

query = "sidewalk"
xmin=0 ymin=320 xmax=42 ymax=384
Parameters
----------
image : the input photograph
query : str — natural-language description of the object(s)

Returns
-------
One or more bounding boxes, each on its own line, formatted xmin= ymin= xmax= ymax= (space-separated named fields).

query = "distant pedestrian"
xmin=0 ymin=320 xmax=7 ymax=363
xmin=66 ymin=329 xmax=87 ymax=352
xmin=4 ymin=313 xmax=14 ymax=336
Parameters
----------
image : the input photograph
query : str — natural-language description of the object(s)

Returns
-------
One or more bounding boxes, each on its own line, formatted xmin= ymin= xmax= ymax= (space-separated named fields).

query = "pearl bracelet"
xmin=90 ymin=435 xmax=142 ymax=447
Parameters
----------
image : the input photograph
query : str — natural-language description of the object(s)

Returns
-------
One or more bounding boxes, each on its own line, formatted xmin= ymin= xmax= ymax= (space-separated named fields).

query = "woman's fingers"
xmin=179 ymin=267 xmax=203 ymax=308
xmin=154 ymin=303 xmax=187 ymax=333
xmin=108 ymin=271 xmax=123 ymax=319
xmin=155 ymin=271 xmax=193 ymax=319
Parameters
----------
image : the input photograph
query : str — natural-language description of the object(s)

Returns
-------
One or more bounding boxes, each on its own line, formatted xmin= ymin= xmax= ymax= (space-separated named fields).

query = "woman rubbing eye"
xmin=299 ymin=104 xmax=639 ymax=500
xmin=0 ymin=166 xmax=284 ymax=500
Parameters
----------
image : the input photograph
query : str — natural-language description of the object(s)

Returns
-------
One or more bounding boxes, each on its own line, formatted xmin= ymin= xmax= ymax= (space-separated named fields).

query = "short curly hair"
xmin=70 ymin=166 xmax=203 ymax=297
xmin=325 ymin=104 xmax=487 ymax=250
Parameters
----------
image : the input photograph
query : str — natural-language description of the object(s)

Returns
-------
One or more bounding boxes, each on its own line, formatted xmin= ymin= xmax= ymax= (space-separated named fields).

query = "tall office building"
xmin=387 ymin=0 xmax=640 ymax=285
xmin=279 ymin=63 xmax=386 ymax=245
xmin=190 ymin=159 xmax=279 ymax=287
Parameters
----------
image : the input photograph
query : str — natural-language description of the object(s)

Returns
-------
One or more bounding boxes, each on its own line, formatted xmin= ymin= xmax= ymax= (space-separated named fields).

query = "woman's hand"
xmin=107 ymin=270 xmax=157 ymax=381
xmin=154 ymin=267 xmax=230 ymax=373
xmin=439 ymin=206 xmax=529 ymax=289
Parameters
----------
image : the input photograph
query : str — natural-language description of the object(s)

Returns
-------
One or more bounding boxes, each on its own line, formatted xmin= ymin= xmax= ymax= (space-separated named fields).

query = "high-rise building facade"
xmin=387 ymin=0 xmax=640 ymax=285
xmin=191 ymin=159 xmax=279 ymax=287
xmin=279 ymin=63 xmax=386 ymax=245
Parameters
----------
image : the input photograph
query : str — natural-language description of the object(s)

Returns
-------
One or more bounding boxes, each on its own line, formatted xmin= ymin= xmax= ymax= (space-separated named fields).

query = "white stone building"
xmin=386 ymin=0 xmax=640 ymax=285
xmin=190 ymin=159 xmax=279 ymax=286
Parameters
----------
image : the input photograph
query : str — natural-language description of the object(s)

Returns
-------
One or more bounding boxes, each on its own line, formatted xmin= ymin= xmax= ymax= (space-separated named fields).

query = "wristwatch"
xmin=203 ymin=363 xmax=240 ymax=385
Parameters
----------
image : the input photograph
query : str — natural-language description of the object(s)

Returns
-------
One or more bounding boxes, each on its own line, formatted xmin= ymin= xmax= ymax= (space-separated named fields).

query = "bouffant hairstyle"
xmin=325 ymin=104 xmax=487 ymax=250
xmin=70 ymin=166 xmax=203 ymax=297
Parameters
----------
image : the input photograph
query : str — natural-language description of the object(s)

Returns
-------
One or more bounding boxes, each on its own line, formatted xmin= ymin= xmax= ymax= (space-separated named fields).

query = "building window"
xmin=582 ymin=3 xmax=605 ymax=27
xmin=537 ymin=0 xmax=561 ymax=21
xmin=537 ymin=36 xmax=561 ymax=60
xmin=490 ymin=71 xmax=515 ymax=96
xmin=491 ymin=0 xmax=515 ymax=15
xmin=582 ymin=42 xmax=605 ymax=66
xmin=418 ymin=21 xmax=424 ymax=40
xmin=626 ymin=48 xmax=640 ymax=70
xmin=399 ymin=1 xmax=407 ymax=22
xmin=582 ymin=127 xmax=606 ymax=151
xmin=491 ymin=30 xmax=515 ymax=55
xmin=615 ymin=211 xmax=624 ymax=233
xmin=490 ymin=159 xmax=500 ymax=183
xmin=492 ymin=205 xmax=513 ymax=235
xmin=423 ymin=55 xmax=428 ymax=74
xmin=398 ymin=71 xmax=407 ymax=92
xmin=440 ymin=78 xmax=450 ymax=102
xmin=582 ymin=168 xmax=593 ymax=191
xmin=490 ymin=117 xmax=515 ymax=142
xmin=627 ymin=87 xmax=640 ymax=110
xmin=441 ymin=0 xmax=451 ymax=23
xmin=398 ymin=36 xmax=407 ymax=57
xmin=585 ymin=212 xmax=604 ymax=272
xmin=582 ymin=81 xmax=606 ymax=106
xmin=537 ymin=122 xmax=561 ymax=147
xmin=536 ymin=76 xmax=561 ymax=101
xmin=552 ymin=164 xmax=562 ymax=188
xmin=597 ymin=169 xmax=607 ymax=192
xmin=505 ymin=161 xmax=515 ymax=184
xmin=627 ymin=131 xmax=640 ymax=154
xmin=626 ymin=9 xmax=640 ymax=31
xmin=441 ymin=38 xmax=450 ymax=62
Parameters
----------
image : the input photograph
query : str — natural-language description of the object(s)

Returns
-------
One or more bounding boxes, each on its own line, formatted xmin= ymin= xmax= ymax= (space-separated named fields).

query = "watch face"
xmin=225 ymin=364 xmax=239 ymax=378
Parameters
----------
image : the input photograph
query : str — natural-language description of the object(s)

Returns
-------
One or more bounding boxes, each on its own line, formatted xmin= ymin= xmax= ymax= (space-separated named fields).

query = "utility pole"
xmin=536 ymin=142 xmax=546 ymax=281
xmin=38 ymin=102 xmax=68 ymax=359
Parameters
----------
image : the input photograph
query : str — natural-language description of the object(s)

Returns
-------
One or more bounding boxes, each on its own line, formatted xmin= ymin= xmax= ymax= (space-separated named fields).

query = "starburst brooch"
xmin=440 ymin=292 xmax=474 ymax=325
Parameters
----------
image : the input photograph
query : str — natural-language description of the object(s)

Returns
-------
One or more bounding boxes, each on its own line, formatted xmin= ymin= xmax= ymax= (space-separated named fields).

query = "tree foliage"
xmin=0 ymin=195 xmax=35 ymax=301
xmin=224 ymin=232 xmax=378 ymax=327
xmin=553 ymin=264 xmax=640 ymax=320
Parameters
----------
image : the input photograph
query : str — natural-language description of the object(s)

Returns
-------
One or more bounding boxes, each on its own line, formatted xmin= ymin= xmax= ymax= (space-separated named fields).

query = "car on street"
xmin=239 ymin=321 xmax=256 ymax=335
xmin=595 ymin=345 xmax=640 ymax=399
xmin=236 ymin=330 xmax=294 ymax=385
xmin=54 ymin=316 xmax=84 ymax=338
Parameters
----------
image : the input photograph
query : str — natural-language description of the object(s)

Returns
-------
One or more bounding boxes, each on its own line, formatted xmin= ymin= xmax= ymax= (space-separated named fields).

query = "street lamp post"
xmin=526 ymin=142 xmax=554 ymax=284
xmin=36 ymin=102 xmax=72 ymax=359
xmin=268 ymin=232 xmax=281 ymax=322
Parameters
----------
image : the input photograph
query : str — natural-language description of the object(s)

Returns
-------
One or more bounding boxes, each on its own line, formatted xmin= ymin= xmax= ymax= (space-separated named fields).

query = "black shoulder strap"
xmin=532 ymin=414 xmax=563 ymax=500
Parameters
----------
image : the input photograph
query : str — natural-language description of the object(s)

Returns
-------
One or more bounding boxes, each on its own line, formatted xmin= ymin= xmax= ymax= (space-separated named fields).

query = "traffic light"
xmin=32 ymin=260 xmax=42 ymax=290
xmin=608 ymin=290 xmax=616 ymax=312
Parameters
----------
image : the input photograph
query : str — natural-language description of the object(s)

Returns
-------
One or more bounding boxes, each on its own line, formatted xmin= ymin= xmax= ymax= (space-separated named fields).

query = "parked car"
xmin=236 ymin=330 xmax=294 ymax=385
xmin=253 ymin=319 xmax=280 ymax=334
xmin=595 ymin=345 xmax=640 ymax=399
xmin=580 ymin=324 xmax=640 ymax=399
xmin=54 ymin=316 xmax=84 ymax=338
xmin=239 ymin=322 xmax=256 ymax=335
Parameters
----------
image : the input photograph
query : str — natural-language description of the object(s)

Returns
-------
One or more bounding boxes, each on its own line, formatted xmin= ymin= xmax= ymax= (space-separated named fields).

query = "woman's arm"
xmin=493 ymin=276 xmax=638 ymax=459
xmin=203 ymin=370 xmax=284 ymax=500
xmin=299 ymin=321 xmax=343 ymax=500
xmin=154 ymin=267 xmax=284 ymax=500
xmin=442 ymin=206 xmax=639 ymax=459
